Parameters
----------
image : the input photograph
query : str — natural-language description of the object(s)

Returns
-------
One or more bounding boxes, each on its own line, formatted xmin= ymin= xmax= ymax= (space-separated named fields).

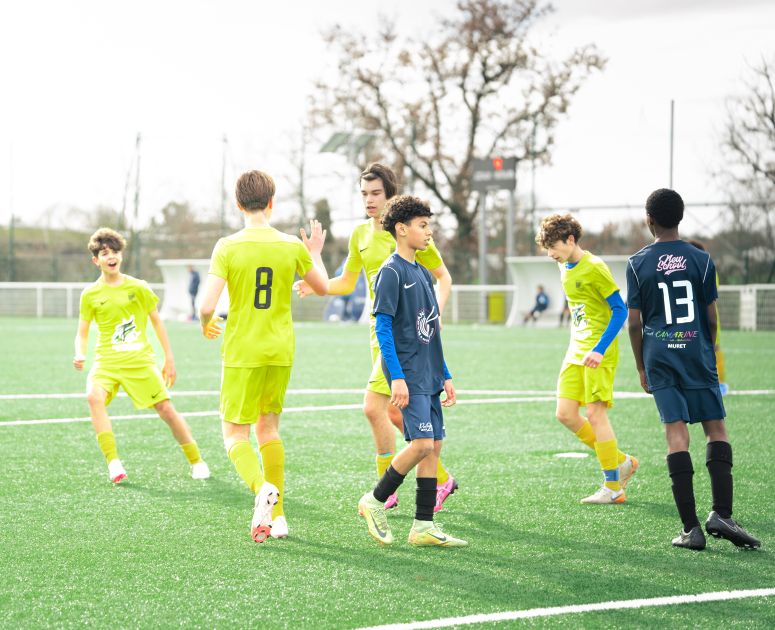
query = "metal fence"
xmin=0 ymin=282 xmax=773 ymax=329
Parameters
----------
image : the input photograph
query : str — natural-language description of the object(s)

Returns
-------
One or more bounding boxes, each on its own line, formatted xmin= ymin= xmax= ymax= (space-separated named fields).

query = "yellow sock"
xmin=228 ymin=440 xmax=263 ymax=494
xmin=96 ymin=431 xmax=118 ymax=464
xmin=376 ymin=453 xmax=394 ymax=478
xmin=576 ymin=420 xmax=627 ymax=464
xmin=181 ymin=442 xmax=202 ymax=465
xmin=595 ymin=438 xmax=621 ymax=492
xmin=260 ymin=439 xmax=285 ymax=518
xmin=436 ymin=459 xmax=449 ymax=485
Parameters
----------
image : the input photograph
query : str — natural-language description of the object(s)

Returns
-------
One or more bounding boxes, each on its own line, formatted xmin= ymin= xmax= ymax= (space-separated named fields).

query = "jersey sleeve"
xmin=417 ymin=238 xmax=443 ymax=271
xmin=208 ymin=239 xmax=228 ymax=279
xmin=595 ymin=260 xmax=620 ymax=300
xmin=343 ymin=229 xmax=363 ymax=274
xmin=625 ymin=262 xmax=641 ymax=309
xmin=372 ymin=264 xmax=400 ymax=317
xmin=79 ymin=289 xmax=93 ymax=321
xmin=703 ymin=256 xmax=718 ymax=304
xmin=296 ymin=243 xmax=314 ymax=277
xmin=140 ymin=281 xmax=160 ymax=312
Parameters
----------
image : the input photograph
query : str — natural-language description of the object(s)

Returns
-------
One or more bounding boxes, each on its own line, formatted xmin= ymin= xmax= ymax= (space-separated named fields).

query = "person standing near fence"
xmin=188 ymin=265 xmax=200 ymax=321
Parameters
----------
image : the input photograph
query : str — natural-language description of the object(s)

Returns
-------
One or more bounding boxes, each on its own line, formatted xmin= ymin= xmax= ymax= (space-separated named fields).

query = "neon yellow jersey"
xmin=209 ymin=227 xmax=313 ymax=368
xmin=344 ymin=221 xmax=443 ymax=303
xmin=560 ymin=252 xmax=620 ymax=368
xmin=79 ymin=275 xmax=159 ymax=369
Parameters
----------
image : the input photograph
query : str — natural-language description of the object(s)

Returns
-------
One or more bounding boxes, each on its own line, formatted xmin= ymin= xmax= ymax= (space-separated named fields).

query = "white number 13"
xmin=657 ymin=280 xmax=694 ymax=324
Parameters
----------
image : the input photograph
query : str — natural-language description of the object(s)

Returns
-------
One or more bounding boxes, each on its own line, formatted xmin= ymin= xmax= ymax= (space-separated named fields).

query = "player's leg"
xmin=86 ymin=369 xmax=125 ymax=483
xmin=581 ymin=401 xmax=625 ymax=503
xmin=699 ymin=401 xmax=759 ymax=548
xmin=221 ymin=367 xmax=277 ymax=543
xmin=122 ymin=365 xmax=209 ymax=479
xmin=407 ymin=398 xmax=466 ymax=547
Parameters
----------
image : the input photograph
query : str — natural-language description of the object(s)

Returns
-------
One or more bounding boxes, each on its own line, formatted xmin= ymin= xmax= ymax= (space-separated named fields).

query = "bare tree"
xmin=313 ymin=0 xmax=605 ymax=278
xmin=721 ymin=57 xmax=775 ymax=281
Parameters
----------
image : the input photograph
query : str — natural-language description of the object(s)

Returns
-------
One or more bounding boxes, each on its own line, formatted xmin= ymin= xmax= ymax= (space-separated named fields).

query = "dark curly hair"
xmin=646 ymin=188 xmax=684 ymax=229
xmin=88 ymin=227 xmax=126 ymax=257
xmin=381 ymin=195 xmax=433 ymax=238
xmin=535 ymin=214 xmax=582 ymax=249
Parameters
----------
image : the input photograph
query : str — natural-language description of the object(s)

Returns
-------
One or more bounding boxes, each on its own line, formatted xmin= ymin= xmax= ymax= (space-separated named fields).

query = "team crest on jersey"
xmin=416 ymin=305 xmax=439 ymax=344
xmin=656 ymin=254 xmax=687 ymax=276
xmin=112 ymin=315 xmax=140 ymax=346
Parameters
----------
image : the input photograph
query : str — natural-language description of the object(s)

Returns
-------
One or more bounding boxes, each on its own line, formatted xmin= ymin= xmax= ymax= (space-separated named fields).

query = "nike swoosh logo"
xmin=428 ymin=532 xmax=447 ymax=542
xmin=403 ymin=282 xmax=416 ymax=289
xmin=371 ymin=516 xmax=388 ymax=539
xmin=359 ymin=247 xmax=368 ymax=252
xmin=151 ymin=391 xmax=161 ymax=399
xmin=99 ymin=300 xmax=107 ymax=305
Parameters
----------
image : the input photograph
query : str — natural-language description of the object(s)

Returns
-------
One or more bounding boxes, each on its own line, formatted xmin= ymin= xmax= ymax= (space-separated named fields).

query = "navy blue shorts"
xmin=402 ymin=393 xmax=445 ymax=442
xmin=652 ymin=386 xmax=726 ymax=424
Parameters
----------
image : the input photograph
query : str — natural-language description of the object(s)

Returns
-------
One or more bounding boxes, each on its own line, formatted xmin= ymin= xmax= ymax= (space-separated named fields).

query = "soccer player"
xmin=73 ymin=228 xmax=210 ymax=484
xmin=687 ymin=240 xmax=728 ymax=396
xmin=198 ymin=170 xmax=328 ymax=543
xmin=523 ymin=284 xmax=550 ymax=324
xmin=294 ymin=163 xmax=458 ymax=512
xmin=535 ymin=214 xmax=638 ymax=504
xmin=357 ymin=195 xmax=467 ymax=547
xmin=626 ymin=189 xmax=760 ymax=550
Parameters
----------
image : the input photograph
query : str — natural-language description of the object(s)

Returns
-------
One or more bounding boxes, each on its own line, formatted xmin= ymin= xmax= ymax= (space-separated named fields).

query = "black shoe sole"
xmin=706 ymin=528 xmax=760 ymax=549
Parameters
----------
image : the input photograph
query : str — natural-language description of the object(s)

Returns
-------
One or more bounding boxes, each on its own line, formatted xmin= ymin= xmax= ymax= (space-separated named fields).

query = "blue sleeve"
xmin=443 ymin=359 xmax=452 ymax=380
xmin=375 ymin=312 xmax=405 ymax=380
xmin=593 ymin=290 xmax=627 ymax=355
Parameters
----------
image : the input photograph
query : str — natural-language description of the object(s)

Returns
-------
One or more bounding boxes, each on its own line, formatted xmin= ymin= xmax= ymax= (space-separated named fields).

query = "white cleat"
xmin=270 ymin=515 xmax=289 ymax=539
xmin=191 ymin=461 xmax=211 ymax=480
xmin=581 ymin=485 xmax=625 ymax=504
xmin=251 ymin=482 xmax=279 ymax=543
xmin=108 ymin=459 xmax=127 ymax=484
xmin=619 ymin=455 xmax=639 ymax=489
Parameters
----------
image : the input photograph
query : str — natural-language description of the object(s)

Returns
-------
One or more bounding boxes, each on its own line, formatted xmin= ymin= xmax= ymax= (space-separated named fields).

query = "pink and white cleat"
xmin=251 ymin=482 xmax=279 ymax=543
xmin=384 ymin=493 xmax=399 ymax=510
xmin=434 ymin=476 xmax=459 ymax=513
xmin=108 ymin=459 xmax=127 ymax=484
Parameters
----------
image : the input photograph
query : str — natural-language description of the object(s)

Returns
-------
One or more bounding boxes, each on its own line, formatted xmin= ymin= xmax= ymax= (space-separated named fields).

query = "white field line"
xmin=1 ymin=397 xmax=557 ymax=427
xmin=356 ymin=588 xmax=775 ymax=630
xmin=2 ymin=388 xmax=773 ymax=401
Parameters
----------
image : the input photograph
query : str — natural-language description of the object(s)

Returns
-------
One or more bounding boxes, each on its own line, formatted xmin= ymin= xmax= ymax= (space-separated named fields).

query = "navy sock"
xmin=415 ymin=477 xmax=437 ymax=522
xmin=667 ymin=451 xmax=700 ymax=531
xmin=706 ymin=441 xmax=733 ymax=519
xmin=373 ymin=465 xmax=406 ymax=503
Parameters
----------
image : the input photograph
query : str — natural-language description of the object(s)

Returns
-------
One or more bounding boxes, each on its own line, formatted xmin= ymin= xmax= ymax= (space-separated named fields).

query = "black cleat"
xmin=705 ymin=511 xmax=761 ymax=549
xmin=672 ymin=525 xmax=706 ymax=550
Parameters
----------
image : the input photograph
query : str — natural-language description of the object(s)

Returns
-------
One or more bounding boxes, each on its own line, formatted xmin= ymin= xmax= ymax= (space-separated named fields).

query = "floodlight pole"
xmin=669 ymin=99 xmax=675 ymax=189
xmin=506 ymin=189 xmax=515 ymax=259
xmin=8 ymin=142 xmax=14 ymax=281
xmin=132 ymin=133 xmax=142 ymax=278
xmin=220 ymin=134 xmax=227 ymax=236
xmin=478 ymin=191 xmax=487 ymax=322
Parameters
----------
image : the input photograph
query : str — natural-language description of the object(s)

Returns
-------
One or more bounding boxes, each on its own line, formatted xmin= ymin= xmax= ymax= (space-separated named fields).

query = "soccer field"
xmin=1 ymin=319 xmax=773 ymax=629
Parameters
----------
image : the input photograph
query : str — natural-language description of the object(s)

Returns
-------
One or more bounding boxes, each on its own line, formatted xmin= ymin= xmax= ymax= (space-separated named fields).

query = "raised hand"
xmin=292 ymin=279 xmax=315 ymax=298
xmin=300 ymin=219 xmax=327 ymax=255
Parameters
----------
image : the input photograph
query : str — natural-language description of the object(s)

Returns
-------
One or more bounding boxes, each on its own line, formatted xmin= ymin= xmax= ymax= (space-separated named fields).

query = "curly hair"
xmin=381 ymin=195 xmax=433 ymax=238
xmin=646 ymin=188 xmax=684 ymax=229
xmin=236 ymin=170 xmax=275 ymax=211
xmin=360 ymin=163 xmax=398 ymax=200
xmin=88 ymin=228 xmax=126 ymax=257
xmin=535 ymin=214 xmax=582 ymax=249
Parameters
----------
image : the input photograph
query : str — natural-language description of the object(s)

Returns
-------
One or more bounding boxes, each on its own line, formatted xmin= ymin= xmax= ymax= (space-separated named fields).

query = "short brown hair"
xmin=360 ymin=163 xmax=398 ymax=199
xmin=88 ymin=228 xmax=126 ymax=257
xmin=381 ymin=195 xmax=432 ymax=238
xmin=236 ymin=170 xmax=275 ymax=211
xmin=535 ymin=214 xmax=582 ymax=249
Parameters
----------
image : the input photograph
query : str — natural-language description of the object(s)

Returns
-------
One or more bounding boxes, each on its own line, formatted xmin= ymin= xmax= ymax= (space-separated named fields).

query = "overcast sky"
xmin=1 ymin=0 xmax=773 ymax=236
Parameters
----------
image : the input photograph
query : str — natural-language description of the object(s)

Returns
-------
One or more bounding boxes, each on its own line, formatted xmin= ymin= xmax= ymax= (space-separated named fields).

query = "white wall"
xmin=505 ymin=255 xmax=631 ymax=326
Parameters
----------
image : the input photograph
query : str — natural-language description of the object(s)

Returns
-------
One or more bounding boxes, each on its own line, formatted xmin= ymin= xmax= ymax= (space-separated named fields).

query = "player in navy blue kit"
xmin=357 ymin=195 xmax=467 ymax=547
xmin=627 ymin=188 xmax=760 ymax=551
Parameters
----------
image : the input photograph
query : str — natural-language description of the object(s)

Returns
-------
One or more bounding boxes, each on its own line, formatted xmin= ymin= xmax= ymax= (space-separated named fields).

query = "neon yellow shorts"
xmin=220 ymin=365 xmax=292 ymax=423
xmin=557 ymin=362 xmax=615 ymax=408
xmin=367 ymin=341 xmax=391 ymax=397
xmin=88 ymin=364 xmax=169 ymax=409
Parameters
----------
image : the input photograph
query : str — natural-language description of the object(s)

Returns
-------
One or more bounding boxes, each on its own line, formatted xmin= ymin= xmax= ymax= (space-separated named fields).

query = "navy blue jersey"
xmin=626 ymin=240 xmax=718 ymax=390
xmin=372 ymin=253 xmax=446 ymax=395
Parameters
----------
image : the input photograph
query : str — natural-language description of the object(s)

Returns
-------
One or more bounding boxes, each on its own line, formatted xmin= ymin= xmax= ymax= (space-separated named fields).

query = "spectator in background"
xmin=559 ymin=296 xmax=571 ymax=327
xmin=188 ymin=265 xmax=200 ymax=321
xmin=523 ymin=284 xmax=550 ymax=324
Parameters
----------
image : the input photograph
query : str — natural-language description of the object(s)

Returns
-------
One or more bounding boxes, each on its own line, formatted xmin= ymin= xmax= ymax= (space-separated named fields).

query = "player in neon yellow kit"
xmin=535 ymin=214 xmax=638 ymax=504
xmin=73 ymin=228 xmax=210 ymax=484
xmin=295 ymin=163 xmax=458 ymax=512
xmin=199 ymin=170 xmax=328 ymax=543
